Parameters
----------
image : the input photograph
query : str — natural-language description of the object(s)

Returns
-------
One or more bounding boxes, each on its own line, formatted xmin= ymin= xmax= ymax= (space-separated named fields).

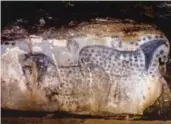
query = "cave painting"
xmin=1 ymin=34 xmax=170 ymax=115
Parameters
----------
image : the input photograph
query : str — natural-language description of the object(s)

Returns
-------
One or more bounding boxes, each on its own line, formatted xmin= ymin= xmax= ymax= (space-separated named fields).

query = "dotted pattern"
xmin=77 ymin=38 xmax=169 ymax=113
xmin=9 ymin=34 xmax=169 ymax=114
xmin=79 ymin=39 xmax=169 ymax=77
xmin=79 ymin=45 xmax=145 ymax=76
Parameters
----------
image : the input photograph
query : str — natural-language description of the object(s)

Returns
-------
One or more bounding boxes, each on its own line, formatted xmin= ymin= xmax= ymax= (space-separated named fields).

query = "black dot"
xmin=163 ymin=56 xmax=167 ymax=59
xmin=159 ymin=35 xmax=163 ymax=38
xmin=147 ymin=36 xmax=152 ymax=39
xmin=155 ymin=35 xmax=158 ymax=38
xmin=152 ymin=74 xmax=155 ymax=78
xmin=88 ymin=54 xmax=92 ymax=57
xmin=99 ymin=57 xmax=103 ymax=61
xmin=160 ymin=50 xmax=164 ymax=54
xmin=87 ymin=79 xmax=91 ymax=83
xmin=4 ymin=42 xmax=9 ymax=45
xmin=113 ymin=93 xmax=117 ymax=98
xmin=134 ymin=56 xmax=137 ymax=59
xmin=105 ymin=50 xmax=109 ymax=54
xmin=140 ymin=64 xmax=144 ymax=67
xmin=125 ymin=61 xmax=129 ymax=64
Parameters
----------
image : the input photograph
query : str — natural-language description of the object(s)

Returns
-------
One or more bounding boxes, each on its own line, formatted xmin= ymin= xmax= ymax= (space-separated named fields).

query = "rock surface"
xmin=1 ymin=19 xmax=171 ymax=117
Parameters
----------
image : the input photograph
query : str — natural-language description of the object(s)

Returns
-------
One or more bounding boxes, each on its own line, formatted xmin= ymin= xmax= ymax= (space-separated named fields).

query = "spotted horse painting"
xmin=1 ymin=19 xmax=171 ymax=117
